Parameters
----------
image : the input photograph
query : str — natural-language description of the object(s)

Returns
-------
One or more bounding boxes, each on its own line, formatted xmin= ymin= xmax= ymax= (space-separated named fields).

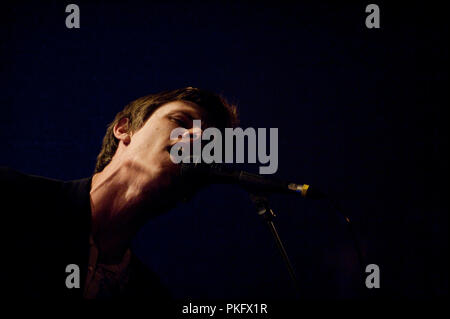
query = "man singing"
xmin=0 ymin=87 xmax=238 ymax=299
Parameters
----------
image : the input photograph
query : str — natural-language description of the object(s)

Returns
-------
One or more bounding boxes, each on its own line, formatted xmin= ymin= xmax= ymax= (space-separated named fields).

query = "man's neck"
xmin=89 ymin=160 xmax=151 ymax=264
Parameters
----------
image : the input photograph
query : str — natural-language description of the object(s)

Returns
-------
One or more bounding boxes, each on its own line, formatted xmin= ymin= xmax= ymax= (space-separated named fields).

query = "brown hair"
xmin=94 ymin=87 xmax=238 ymax=173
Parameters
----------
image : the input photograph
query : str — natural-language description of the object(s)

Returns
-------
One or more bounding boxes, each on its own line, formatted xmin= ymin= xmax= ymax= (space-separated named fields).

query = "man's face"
xmin=122 ymin=100 xmax=205 ymax=198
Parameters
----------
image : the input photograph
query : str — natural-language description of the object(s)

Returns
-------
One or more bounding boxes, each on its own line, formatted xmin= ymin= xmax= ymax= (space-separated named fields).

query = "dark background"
xmin=0 ymin=1 xmax=447 ymax=299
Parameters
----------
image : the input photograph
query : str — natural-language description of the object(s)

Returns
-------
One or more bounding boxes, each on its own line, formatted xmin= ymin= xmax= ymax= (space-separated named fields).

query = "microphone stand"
xmin=248 ymin=191 xmax=300 ymax=298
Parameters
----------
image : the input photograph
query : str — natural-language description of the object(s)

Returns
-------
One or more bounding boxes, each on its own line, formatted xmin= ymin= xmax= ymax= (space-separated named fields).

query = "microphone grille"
xmin=179 ymin=156 xmax=209 ymax=177
xmin=179 ymin=157 xmax=225 ymax=179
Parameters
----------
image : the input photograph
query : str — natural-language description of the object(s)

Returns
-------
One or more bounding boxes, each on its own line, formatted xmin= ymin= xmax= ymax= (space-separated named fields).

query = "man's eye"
xmin=170 ymin=116 xmax=187 ymax=127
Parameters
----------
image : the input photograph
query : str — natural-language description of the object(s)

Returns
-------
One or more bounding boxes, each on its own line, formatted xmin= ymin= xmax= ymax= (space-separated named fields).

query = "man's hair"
xmin=94 ymin=87 xmax=238 ymax=173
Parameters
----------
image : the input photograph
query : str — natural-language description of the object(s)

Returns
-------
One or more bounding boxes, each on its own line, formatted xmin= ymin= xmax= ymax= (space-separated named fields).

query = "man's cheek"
xmin=154 ymin=153 xmax=179 ymax=176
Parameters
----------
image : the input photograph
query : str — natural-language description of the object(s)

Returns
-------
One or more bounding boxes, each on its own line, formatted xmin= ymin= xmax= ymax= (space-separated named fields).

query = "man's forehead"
xmin=156 ymin=100 xmax=205 ymax=118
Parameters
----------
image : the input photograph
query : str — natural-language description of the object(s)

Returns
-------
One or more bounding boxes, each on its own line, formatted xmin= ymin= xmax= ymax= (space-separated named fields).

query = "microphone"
xmin=179 ymin=161 xmax=326 ymax=199
xmin=179 ymin=161 xmax=365 ymax=281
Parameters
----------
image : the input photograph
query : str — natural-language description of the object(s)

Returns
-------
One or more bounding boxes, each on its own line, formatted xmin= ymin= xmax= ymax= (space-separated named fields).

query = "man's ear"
xmin=113 ymin=117 xmax=131 ymax=145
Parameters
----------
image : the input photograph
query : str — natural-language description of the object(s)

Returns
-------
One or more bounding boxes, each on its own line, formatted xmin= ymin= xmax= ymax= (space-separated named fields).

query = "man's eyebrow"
xmin=168 ymin=110 xmax=202 ymax=120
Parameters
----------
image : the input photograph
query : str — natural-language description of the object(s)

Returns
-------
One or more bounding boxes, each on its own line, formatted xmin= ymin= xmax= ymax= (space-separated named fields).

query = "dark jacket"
xmin=0 ymin=167 xmax=172 ymax=300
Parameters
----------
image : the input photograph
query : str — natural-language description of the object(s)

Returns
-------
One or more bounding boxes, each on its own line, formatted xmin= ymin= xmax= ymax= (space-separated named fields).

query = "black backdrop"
xmin=1 ymin=1 xmax=447 ymax=299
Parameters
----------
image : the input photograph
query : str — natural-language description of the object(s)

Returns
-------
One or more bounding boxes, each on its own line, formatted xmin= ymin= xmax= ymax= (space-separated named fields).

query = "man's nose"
xmin=183 ymin=126 xmax=203 ymax=143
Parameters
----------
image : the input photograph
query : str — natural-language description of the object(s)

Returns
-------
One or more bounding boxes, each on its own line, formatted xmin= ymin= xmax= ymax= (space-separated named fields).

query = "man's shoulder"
xmin=0 ymin=166 xmax=92 ymax=235
xmin=0 ymin=166 xmax=65 ymax=197
xmin=0 ymin=166 xmax=91 ymax=200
